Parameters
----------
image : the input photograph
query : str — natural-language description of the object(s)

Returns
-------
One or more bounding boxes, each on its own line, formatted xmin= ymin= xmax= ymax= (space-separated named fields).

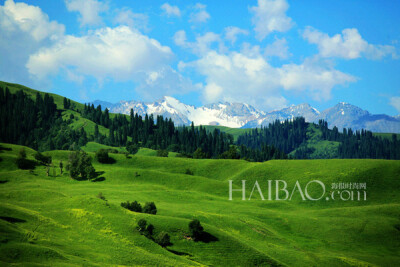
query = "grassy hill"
xmin=1 ymin=143 xmax=399 ymax=266
xmin=0 ymin=81 xmax=84 ymax=111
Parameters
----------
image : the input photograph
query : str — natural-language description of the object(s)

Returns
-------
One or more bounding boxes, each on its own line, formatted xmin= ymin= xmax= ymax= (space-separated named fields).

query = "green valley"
xmin=1 ymin=143 xmax=400 ymax=266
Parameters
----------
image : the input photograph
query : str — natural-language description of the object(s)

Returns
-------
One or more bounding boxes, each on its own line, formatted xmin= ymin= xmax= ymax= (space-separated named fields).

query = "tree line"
xmin=82 ymin=103 xmax=287 ymax=161
xmin=317 ymin=119 xmax=400 ymax=159
xmin=0 ymin=87 xmax=88 ymax=151
xmin=236 ymin=117 xmax=400 ymax=159
xmin=0 ymin=87 xmax=286 ymax=162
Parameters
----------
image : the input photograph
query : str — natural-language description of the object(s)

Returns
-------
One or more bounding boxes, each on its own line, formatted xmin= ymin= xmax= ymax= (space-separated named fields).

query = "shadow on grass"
xmin=16 ymin=159 xmax=37 ymax=170
xmin=98 ymin=157 xmax=116 ymax=164
xmin=91 ymin=177 xmax=106 ymax=182
xmin=72 ymin=170 xmax=106 ymax=182
xmin=0 ymin=216 xmax=26 ymax=223
xmin=166 ymin=248 xmax=192 ymax=257
xmin=0 ymin=145 xmax=12 ymax=151
xmin=195 ymin=231 xmax=219 ymax=243
xmin=0 ymin=180 xmax=8 ymax=184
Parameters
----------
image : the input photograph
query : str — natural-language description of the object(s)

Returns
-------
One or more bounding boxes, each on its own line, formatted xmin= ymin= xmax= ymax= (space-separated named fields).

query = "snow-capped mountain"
xmin=91 ymin=97 xmax=400 ymax=133
xmin=92 ymin=96 xmax=265 ymax=128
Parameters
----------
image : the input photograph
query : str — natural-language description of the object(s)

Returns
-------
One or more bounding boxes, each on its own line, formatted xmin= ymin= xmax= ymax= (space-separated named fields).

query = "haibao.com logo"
xmin=228 ymin=180 xmax=367 ymax=201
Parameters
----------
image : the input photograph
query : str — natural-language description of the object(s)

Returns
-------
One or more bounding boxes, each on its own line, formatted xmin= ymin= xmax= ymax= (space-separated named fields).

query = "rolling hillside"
xmin=1 ymin=143 xmax=400 ymax=266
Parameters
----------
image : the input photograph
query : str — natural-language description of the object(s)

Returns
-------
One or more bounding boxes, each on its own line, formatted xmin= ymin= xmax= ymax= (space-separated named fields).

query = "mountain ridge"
xmin=92 ymin=96 xmax=400 ymax=133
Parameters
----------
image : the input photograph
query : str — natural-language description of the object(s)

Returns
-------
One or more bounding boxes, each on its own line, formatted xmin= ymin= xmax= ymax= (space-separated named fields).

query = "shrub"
xmin=121 ymin=200 xmax=142 ymax=212
xmin=16 ymin=148 xmax=35 ymax=170
xmin=34 ymin=152 xmax=52 ymax=165
xmin=137 ymin=218 xmax=147 ymax=232
xmin=143 ymin=202 xmax=157 ymax=215
xmin=95 ymin=149 xmax=115 ymax=164
xmin=166 ymin=144 xmax=180 ymax=152
xmin=126 ymin=143 xmax=139 ymax=155
xmin=18 ymin=148 xmax=26 ymax=159
xmin=189 ymin=219 xmax=204 ymax=241
xmin=185 ymin=168 xmax=194 ymax=175
xmin=219 ymin=146 xmax=240 ymax=159
xmin=176 ymin=152 xmax=192 ymax=158
xmin=97 ymin=192 xmax=106 ymax=201
xmin=146 ymin=224 xmax=154 ymax=236
xmin=137 ymin=219 xmax=155 ymax=237
xmin=156 ymin=149 xmax=168 ymax=157
xmin=155 ymin=232 xmax=171 ymax=247
xmin=193 ymin=148 xmax=207 ymax=159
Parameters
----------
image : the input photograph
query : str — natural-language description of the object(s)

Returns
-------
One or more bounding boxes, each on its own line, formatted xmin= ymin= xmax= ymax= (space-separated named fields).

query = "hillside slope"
xmin=1 ymin=143 xmax=400 ymax=266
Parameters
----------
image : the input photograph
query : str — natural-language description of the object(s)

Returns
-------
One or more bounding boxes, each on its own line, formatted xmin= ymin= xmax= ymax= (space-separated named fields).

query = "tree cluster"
xmin=121 ymin=201 xmax=157 ymax=214
xmin=237 ymin=117 xmax=307 ymax=154
xmin=317 ymin=120 xmax=400 ymax=159
xmin=95 ymin=149 xmax=115 ymax=164
xmin=67 ymin=150 xmax=96 ymax=180
xmin=0 ymin=86 xmax=88 ymax=151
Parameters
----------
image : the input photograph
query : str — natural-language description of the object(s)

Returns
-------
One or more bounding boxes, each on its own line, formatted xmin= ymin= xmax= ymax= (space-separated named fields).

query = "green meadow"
xmin=1 ymin=143 xmax=399 ymax=266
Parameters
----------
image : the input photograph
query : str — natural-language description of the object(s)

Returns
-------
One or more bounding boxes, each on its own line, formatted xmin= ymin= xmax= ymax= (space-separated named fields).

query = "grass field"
xmin=1 ymin=143 xmax=399 ymax=266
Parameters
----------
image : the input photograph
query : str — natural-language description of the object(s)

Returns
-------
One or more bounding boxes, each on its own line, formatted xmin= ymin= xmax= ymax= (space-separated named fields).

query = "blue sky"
xmin=1 ymin=0 xmax=399 ymax=115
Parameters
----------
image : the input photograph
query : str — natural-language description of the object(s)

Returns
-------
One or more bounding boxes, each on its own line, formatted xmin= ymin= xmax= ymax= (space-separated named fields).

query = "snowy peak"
xmin=91 ymin=99 xmax=400 ymax=133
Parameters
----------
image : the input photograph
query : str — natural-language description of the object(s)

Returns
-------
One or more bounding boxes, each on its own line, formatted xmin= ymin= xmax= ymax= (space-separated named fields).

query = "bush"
xmin=189 ymin=219 xmax=204 ymax=241
xmin=166 ymin=144 xmax=180 ymax=152
xmin=146 ymin=224 xmax=154 ymax=236
xmin=95 ymin=149 xmax=115 ymax=164
xmin=143 ymin=202 xmax=157 ymax=215
xmin=126 ymin=143 xmax=139 ymax=155
xmin=219 ymin=146 xmax=240 ymax=159
xmin=193 ymin=148 xmax=207 ymax=159
xmin=185 ymin=168 xmax=194 ymax=175
xmin=137 ymin=218 xmax=147 ymax=232
xmin=156 ymin=149 xmax=169 ymax=157
xmin=155 ymin=232 xmax=171 ymax=247
xmin=97 ymin=192 xmax=106 ymax=201
xmin=176 ymin=152 xmax=192 ymax=158
xmin=16 ymin=148 xmax=35 ymax=170
xmin=16 ymin=157 xmax=35 ymax=169
xmin=34 ymin=152 xmax=52 ymax=165
xmin=121 ymin=200 xmax=142 ymax=212
xmin=137 ymin=219 xmax=155 ymax=237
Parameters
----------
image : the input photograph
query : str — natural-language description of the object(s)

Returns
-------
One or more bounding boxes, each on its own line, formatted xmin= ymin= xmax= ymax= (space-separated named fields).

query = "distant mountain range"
xmin=92 ymin=97 xmax=400 ymax=133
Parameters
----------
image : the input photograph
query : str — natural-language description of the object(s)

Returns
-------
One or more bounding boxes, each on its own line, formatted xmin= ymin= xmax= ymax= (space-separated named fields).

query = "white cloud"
xmin=65 ymin=0 xmax=108 ymax=27
xmin=303 ymin=27 xmax=397 ymax=60
xmin=189 ymin=3 xmax=210 ymax=24
xmin=173 ymin=30 xmax=187 ymax=47
xmin=1 ymin=0 xmax=64 ymax=41
xmin=204 ymin=83 xmax=224 ymax=102
xmin=174 ymin=30 xmax=222 ymax=55
xmin=181 ymin=48 xmax=356 ymax=110
xmin=278 ymin=57 xmax=357 ymax=100
xmin=224 ymin=26 xmax=248 ymax=44
xmin=26 ymin=25 xmax=196 ymax=99
xmin=264 ymin=37 xmax=291 ymax=59
xmin=161 ymin=3 xmax=181 ymax=17
xmin=0 ymin=0 xmax=64 ymax=84
xmin=114 ymin=8 xmax=148 ymax=31
xmin=27 ymin=26 xmax=172 ymax=80
xmin=250 ymin=0 xmax=293 ymax=41
xmin=390 ymin=96 xmax=400 ymax=113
